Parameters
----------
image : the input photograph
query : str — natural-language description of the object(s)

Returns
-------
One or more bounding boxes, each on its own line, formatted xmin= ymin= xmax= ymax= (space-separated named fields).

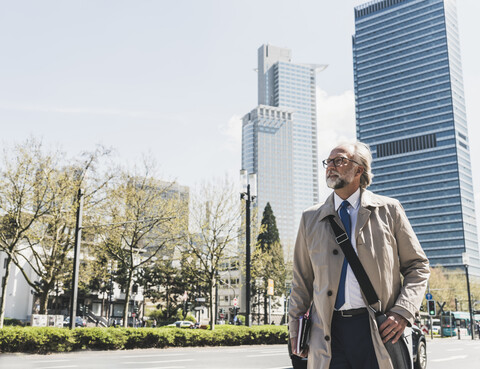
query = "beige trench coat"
xmin=288 ymin=189 xmax=430 ymax=369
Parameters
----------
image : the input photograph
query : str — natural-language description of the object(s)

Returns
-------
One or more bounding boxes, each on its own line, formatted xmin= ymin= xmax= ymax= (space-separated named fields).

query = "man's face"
xmin=325 ymin=147 xmax=359 ymax=190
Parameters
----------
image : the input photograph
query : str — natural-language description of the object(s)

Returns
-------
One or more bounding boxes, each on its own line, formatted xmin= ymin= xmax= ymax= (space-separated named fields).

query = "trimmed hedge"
xmin=3 ymin=318 xmax=24 ymax=327
xmin=0 ymin=325 xmax=288 ymax=354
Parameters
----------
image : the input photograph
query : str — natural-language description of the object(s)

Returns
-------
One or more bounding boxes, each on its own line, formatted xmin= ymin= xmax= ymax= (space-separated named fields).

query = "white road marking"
xmin=431 ymin=355 xmax=468 ymax=362
xmin=124 ymin=359 xmax=194 ymax=364
xmin=135 ymin=367 xmax=184 ymax=369
xmin=35 ymin=366 xmax=77 ymax=369
xmin=121 ymin=353 xmax=185 ymax=358
xmin=32 ymin=360 xmax=70 ymax=364
xmin=446 ymin=348 xmax=465 ymax=351
xmin=247 ymin=353 xmax=289 ymax=358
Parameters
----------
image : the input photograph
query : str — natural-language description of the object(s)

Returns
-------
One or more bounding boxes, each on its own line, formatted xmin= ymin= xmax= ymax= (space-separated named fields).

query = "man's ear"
xmin=356 ymin=166 xmax=364 ymax=177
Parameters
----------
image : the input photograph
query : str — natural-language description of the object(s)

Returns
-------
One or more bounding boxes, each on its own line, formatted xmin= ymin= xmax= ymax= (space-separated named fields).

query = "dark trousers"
xmin=329 ymin=312 xmax=379 ymax=369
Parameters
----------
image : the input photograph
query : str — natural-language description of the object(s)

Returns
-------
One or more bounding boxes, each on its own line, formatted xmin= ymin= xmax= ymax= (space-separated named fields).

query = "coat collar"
xmin=317 ymin=188 xmax=387 ymax=223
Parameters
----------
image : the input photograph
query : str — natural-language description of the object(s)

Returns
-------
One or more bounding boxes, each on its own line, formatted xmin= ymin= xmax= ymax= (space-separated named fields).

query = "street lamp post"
xmin=240 ymin=169 xmax=256 ymax=327
xmin=462 ymin=252 xmax=475 ymax=340
xmin=107 ymin=263 xmax=114 ymax=325
xmin=69 ymin=188 xmax=84 ymax=329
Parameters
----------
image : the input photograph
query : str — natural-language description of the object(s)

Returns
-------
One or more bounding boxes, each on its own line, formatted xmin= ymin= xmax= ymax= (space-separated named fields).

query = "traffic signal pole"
xmin=465 ymin=265 xmax=475 ymax=340
xmin=430 ymin=315 xmax=433 ymax=340
xmin=427 ymin=300 xmax=436 ymax=339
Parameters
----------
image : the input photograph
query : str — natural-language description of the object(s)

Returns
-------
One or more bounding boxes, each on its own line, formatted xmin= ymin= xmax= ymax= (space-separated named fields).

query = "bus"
xmin=440 ymin=311 xmax=480 ymax=337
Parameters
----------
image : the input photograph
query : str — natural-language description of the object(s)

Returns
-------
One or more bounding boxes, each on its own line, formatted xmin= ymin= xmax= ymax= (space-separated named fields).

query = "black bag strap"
xmin=327 ymin=215 xmax=382 ymax=315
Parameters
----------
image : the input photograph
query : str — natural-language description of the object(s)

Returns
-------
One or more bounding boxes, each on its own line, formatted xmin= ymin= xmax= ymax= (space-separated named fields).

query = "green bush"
xmin=147 ymin=308 xmax=185 ymax=326
xmin=72 ymin=328 xmax=126 ymax=351
xmin=0 ymin=325 xmax=288 ymax=353
xmin=3 ymin=318 xmax=25 ymax=327
xmin=184 ymin=313 xmax=196 ymax=323
xmin=236 ymin=314 xmax=246 ymax=325
xmin=0 ymin=327 xmax=75 ymax=353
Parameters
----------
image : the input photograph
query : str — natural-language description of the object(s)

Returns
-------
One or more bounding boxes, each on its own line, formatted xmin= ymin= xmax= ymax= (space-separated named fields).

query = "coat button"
xmin=325 ymin=335 xmax=330 ymax=341
xmin=333 ymin=249 xmax=339 ymax=255
xmin=327 ymin=290 xmax=333 ymax=296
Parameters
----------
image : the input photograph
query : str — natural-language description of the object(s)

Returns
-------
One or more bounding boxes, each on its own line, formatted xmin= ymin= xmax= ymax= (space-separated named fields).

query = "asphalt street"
xmin=0 ymin=339 xmax=479 ymax=369
xmin=425 ymin=337 xmax=480 ymax=369
xmin=0 ymin=345 xmax=292 ymax=369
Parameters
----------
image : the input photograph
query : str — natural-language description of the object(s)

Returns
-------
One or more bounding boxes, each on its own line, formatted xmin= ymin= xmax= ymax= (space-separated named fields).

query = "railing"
xmin=86 ymin=311 xmax=108 ymax=327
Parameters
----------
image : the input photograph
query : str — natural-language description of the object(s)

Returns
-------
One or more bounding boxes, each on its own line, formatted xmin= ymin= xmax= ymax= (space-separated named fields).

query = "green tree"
xmin=13 ymin=147 xmax=112 ymax=315
xmin=425 ymin=265 xmax=480 ymax=313
xmin=179 ymin=178 xmax=241 ymax=330
xmin=95 ymin=160 xmax=185 ymax=327
xmin=252 ymin=202 xmax=286 ymax=324
xmin=0 ymin=140 xmax=60 ymax=327
xmin=139 ymin=259 xmax=185 ymax=319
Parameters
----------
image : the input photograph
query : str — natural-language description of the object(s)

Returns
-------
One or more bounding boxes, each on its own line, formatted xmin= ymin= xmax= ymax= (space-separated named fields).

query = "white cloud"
xmin=316 ymin=88 xmax=356 ymax=200
xmin=219 ymin=114 xmax=242 ymax=153
xmin=316 ymin=88 xmax=356 ymax=153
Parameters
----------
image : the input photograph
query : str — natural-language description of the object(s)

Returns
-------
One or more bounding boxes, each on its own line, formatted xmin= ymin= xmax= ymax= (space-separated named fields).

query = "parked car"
xmin=167 ymin=320 xmax=195 ymax=328
xmin=412 ymin=324 xmax=427 ymax=369
xmin=431 ymin=318 xmax=441 ymax=335
xmin=63 ymin=316 xmax=86 ymax=327
xmin=288 ymin=324 xmax=427 ymax=369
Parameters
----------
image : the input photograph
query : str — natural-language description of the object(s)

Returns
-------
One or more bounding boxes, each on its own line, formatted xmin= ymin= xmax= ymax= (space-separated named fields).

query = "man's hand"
xmin=379 ymin=312 xmax=408 ymax=344
xmin=290 ymin=336 xmax=308 ymax=358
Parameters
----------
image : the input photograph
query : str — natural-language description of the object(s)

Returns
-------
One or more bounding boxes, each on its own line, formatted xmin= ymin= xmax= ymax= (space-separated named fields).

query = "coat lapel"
xmin=317 ymin=192 xmax=337 ymax=222
xmin=356 ymin=207 xmax=371 ymax=240
xmin=356 ymin=189 xmax=374 ymax=241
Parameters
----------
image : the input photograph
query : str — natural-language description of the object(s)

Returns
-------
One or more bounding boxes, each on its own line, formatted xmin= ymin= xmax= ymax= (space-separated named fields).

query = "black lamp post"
xmin=462 ymin=253 xmax=475 ymax=340
xmin=240 ymin=169 xmax=256 ymax=327
xmin=69 ymin=188 xmax=84 ymax=329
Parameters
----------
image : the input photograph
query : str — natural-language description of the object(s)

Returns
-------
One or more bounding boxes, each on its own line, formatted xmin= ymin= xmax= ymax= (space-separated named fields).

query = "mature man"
xmin=289 ymin=142 xmax=429 ymax=369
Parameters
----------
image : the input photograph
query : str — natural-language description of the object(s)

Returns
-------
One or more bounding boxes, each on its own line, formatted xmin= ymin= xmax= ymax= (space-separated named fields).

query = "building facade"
xmin=242 ymin=44 xmax=322 ymax=249
xmin=0 ymin=250 xmax=37 ymax=321
xmin=353 ymin=0 xmax=480 ymax=275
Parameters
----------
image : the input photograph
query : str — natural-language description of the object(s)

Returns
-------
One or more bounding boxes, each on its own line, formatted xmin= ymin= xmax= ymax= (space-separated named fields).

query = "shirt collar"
xmin=334 ymin=188 xmax=361 ymax=211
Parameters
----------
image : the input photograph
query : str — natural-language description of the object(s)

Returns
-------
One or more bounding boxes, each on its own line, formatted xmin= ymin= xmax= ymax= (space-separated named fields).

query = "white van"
xmin=432 ymin=318 xmax=441 ymax=334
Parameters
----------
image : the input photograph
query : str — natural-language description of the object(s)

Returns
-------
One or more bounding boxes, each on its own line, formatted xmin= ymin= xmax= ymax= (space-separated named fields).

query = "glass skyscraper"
xmin=242 ymin=44 xmax=322 ymax=249
xmin=353 ymin=0 xmax=480 ymax=276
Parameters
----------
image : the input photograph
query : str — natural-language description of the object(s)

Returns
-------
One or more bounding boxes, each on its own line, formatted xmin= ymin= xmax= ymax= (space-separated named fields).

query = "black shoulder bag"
xmin=327 ymin=215 xmax=412 ymax=369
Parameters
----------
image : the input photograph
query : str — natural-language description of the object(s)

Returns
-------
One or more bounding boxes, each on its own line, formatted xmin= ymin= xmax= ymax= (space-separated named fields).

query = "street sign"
xmin=233 ymin=297 xmax=238 ymax=307
xmin=426 ymin=293 xmax=433 ymax=300
xmin=267 ymin=279 xmax=274 ymax=296
xmin=196 ymin=297 xmax=206 ymax=302
xmin=194 ymin=306 xmax=205 ymax=311
xmin=132 ymin=313 xmax=136 ymax=318
xmin=437 ymin=301 xmax=446 ymax=315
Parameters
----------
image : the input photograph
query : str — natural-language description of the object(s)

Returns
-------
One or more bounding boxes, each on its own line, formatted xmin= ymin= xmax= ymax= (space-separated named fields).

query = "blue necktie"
xmin=335 ymin=200 xmax=351 ymax=310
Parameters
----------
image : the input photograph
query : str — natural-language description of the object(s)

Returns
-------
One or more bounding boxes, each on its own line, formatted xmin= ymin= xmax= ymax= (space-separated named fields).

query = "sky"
xmin=1 ymin=0 xmax=479 ymax=224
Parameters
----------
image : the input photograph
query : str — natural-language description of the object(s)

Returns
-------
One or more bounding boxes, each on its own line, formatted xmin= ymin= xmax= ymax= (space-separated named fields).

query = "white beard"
xmin=326 ymin=167 xmax=356 ymax=190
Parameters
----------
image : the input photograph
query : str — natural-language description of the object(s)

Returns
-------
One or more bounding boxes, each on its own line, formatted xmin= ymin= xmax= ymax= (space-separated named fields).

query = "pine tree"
xmin=252 ymin=202 xmax=286 ymax=324
xmin=257 ymin=203 xmax=280 ymax=252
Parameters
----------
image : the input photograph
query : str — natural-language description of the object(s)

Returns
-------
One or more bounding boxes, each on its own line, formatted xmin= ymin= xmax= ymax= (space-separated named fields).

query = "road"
xmin=0 ymin=339 xmax=479 ymax=369
xmin=425 ymin=337 xmax=480 ymax=369
xmin=0 ymin=345 xmax=291 ymax=369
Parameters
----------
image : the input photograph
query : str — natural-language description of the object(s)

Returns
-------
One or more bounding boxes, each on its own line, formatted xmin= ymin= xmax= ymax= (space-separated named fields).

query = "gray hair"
xmin=336 ymin=141 xmax=374 ymax=188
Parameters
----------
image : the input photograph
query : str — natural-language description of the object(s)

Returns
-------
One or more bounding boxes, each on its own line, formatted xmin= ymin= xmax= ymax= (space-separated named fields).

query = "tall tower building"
xmin=353 ymin=0 xmax=480 ymax=275
xmin=242 ymin=44 xmax=323 ymax=249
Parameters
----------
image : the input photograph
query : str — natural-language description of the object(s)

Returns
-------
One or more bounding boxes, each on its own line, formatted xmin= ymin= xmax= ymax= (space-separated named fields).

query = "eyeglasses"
xmin=322 ymin=157 xmax=360 ymax=169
